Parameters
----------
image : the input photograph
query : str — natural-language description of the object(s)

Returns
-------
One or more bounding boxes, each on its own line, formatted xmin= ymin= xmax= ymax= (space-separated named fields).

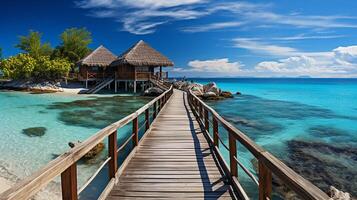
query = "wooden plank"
xmin=259 ymin=161 xmax=272 ymax=200
xmin=108 ymin=131 xmax=118 ymax=179
xmin=106 ymin=90 xmax=233 ymax=200
xmin=60 ymin=163 xmax=77 ymax=200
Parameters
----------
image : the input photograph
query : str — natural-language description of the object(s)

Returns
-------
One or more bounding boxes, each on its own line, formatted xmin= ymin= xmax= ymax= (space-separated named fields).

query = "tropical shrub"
xmin=0 ymin=54 xmax=71 ymax=81
xmin=0 ymin=54 xmax=36 ymax=79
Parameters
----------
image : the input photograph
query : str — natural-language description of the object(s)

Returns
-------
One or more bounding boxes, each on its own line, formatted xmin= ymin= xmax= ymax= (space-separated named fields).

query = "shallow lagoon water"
xmin=194 ymin=78 xmax=357 ymax=198
xmin=0 ymin=91 xmax=152 ymax=198
xmin=1 ymin=78 xmax=356 ymax=198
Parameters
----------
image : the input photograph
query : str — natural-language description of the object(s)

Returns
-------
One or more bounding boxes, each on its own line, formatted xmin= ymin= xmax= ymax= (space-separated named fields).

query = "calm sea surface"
xmin=0 ymin=91 xmax=152 ymax=199
xmin=0 ymin=78 xmax=356 ymax=199
xmin=192 ymin=78 xmax=357 ymax=198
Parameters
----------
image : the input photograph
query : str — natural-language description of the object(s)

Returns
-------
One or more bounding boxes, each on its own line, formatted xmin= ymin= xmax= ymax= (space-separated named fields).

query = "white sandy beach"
xmin=0 ymin=177 xmax=12 ymax=194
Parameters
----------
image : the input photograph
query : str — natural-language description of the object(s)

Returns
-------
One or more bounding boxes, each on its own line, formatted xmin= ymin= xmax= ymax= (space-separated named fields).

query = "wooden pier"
xmin=106 ymin=89 xmax=234 ymax=199
xmin=0 ymin=86 xmax=330 ymax=200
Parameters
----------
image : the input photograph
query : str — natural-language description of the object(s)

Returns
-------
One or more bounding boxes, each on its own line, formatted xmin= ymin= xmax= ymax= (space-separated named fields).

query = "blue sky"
xmin=1 ymin=0 xmax=357 ymax=77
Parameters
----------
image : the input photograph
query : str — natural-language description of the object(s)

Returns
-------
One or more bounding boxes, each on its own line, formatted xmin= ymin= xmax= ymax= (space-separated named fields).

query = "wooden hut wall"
xmin=116 ymin=65 xmax=135 ymax=80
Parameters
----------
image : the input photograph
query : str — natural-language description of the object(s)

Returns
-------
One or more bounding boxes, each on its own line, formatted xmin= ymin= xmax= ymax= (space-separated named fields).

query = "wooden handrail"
xmin=187 ymin=90 xmax=329 ymax=200
xmin=0 ymin=86 xmax=173 ymax=200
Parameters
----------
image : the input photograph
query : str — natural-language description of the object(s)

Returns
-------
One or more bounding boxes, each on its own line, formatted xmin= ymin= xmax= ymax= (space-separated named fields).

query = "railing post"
xmin=259 ymin=161 xmax=272 ymax=200
xmin=229 ymin=133 xmax=238 ymax=177
xmin=145 ymin=109 xmax=150 ymax=131
xmin=199 ymin=103 xmax=203 ymax=119
xmin=213 ymin=117 xmax=219 ymax=147
xmin=61 ymin=163 xmax=78 ymax=200
xmin=153 ymin=101 xmax=157 ymax=119
xmin=108 ymin=130 xmax=118 ymax=179
xmin=204 ymin=108 xmax=209 ymax=131
xmin=133 ymin=117 xmax=138 ymax=146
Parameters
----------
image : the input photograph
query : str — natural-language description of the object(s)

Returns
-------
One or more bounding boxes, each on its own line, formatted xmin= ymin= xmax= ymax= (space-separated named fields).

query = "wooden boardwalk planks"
xmin=106 ymin=89 xmax=234 ymax=199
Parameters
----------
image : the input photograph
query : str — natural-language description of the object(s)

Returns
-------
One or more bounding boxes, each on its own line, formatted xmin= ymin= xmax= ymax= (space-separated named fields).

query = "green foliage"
xmin=53 ymin=28 xmax=92 ymax=64
xmin=0 ymin=54 xmax=71 ymax=81
xmin=0 ymin=54 xmax=36 ymax=79
xmin=15 ymin=31 xmax=52 ymax=58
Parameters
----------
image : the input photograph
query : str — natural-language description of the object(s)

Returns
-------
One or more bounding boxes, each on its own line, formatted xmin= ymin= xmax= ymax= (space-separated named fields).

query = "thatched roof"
xmin=78 ymin=45 xmax=117 ymax=67
xmin=111 ymin=40 xmax=174 ymax=67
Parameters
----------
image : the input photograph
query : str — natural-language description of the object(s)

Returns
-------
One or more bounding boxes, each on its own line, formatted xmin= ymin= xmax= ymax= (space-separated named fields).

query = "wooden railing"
xmin=187 ymin=90 xmax=330 ymax=200
xmin=135 ymin=72 xmax=152 ymax=80
xmin=0 ymin=86 xmax=174 ymax=200
xmin=86 ymin=72 xmax=113 ymax=80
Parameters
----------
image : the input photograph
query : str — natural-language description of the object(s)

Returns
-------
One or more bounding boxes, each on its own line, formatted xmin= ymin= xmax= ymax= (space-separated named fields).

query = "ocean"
xmin=0 ymin=78 xmax=356 ymax=199
xmin=192 ymin=78 xmax=357 ymax=198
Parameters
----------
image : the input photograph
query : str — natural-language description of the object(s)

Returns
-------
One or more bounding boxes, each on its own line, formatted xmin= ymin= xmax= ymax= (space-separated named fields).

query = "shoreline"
xmin=0 ymin=81 xmax=88 ymax=95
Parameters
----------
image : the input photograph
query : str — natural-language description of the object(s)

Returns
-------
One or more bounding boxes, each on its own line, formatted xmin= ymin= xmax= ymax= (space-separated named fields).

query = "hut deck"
xmin=106 ymin=90 xmax=234 ymax=199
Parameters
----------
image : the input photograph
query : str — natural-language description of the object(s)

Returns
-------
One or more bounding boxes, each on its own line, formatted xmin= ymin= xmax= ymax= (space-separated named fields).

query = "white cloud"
xmin=76 ymin=0 xmax=206 ymax=9
xmin=233 ymin=38 xmax=299 ymax=56
xmin=188 ymin=58 xmax=243 ymax=73
xmin=256 ymin=56 xmax=344 ymax=74
xmin=76 ymin=0 xmax=209 ymax=34
xmin=76 ymin=0 xmax=357 ymax=34
xmin=254 ymin=45 xmax=357 ymax=77
xmin=244 ymin=12 xmax=357 ymax=29
xmin=270 ymin=34 xmax=345 ymax=41
xmin=172 ymin=58 xmax=243 ymax=76
xmin=171 ymin=45 xmax=357 ymax=78
xmin=182 ymin=21 xmax=244 ymax=33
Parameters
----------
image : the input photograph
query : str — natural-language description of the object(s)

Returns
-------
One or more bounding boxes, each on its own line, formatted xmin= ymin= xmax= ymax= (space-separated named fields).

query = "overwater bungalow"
xmin=77 ymin=45 xmax=117 ymax=89
xmin=77 ymin=40 xmax=174 ymax=94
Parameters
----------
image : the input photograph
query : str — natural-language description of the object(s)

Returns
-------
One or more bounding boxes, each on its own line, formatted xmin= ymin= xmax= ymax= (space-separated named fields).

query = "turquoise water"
xmin=0 ymin=91 xmax=152 ymax=199
xmin=193 ymin=78 xmax=357 ymax=198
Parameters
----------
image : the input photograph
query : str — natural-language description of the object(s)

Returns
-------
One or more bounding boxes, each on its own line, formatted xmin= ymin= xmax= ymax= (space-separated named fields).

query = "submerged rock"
xmin=309 ymin=126 xmax=346 ymax=137
xmin=236 ymin=91 xmax=242 ymax=95
xmin=220 ymin=91 xmax=233 ymax=98
xmin=69 ymin=141 xmax=105 ymax=159
xmin=22 ymin=127 xmax=47 ymax=137
xmin=285 ymin=140 xmax=357 ymax=197
xmin=47 ymin=96 xmax=151 ymax=129
xmin=143 ymin=87 xmax=163 ymax=96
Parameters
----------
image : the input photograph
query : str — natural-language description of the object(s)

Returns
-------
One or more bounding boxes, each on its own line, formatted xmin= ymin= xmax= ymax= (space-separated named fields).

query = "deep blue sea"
xmin=192 ymin=78 xmax=357 ymax=198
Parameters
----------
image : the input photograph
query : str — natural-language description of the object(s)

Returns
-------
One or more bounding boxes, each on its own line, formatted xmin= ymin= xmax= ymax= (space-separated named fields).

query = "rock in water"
xmin=143 ymin=87 xmax=163 ymax=96
xmin=84 ymin=142 xmax=105 ymax=159
xmin=22 ymin=127 xmax=47 ymax=137
xmin=202 ymin=92 xmax=224 ymax=100
xmin=203 ymin=91 xmax=217 ymax=98
xmin=192 ymin=89 xmax=203 ymax=97
xmin=68 ymin=141 xmax=105 ymax=159
xmin=236 ymin=91 xmax=242 ymax=95
xmin=203 ymin=82 xmax=221 ymax=95
xmin=220 ymin=91 xmax=233 ymax=98
xmin=329 ymin=186 xmax=351 ymax=200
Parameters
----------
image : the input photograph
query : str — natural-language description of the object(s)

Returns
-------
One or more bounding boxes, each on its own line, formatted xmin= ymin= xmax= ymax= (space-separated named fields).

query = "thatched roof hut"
xmin=111 ymin=40 xmax=174 ymax=67
xmin=78 ymin=45 xmax=117 ymax=67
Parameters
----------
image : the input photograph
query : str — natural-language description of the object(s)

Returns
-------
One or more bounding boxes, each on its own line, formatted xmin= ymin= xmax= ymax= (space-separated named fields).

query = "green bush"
xmin=0 ymin=54 xmax=36 ymax=79
xmin=0 ymin=54 xmax=71 ymax=81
